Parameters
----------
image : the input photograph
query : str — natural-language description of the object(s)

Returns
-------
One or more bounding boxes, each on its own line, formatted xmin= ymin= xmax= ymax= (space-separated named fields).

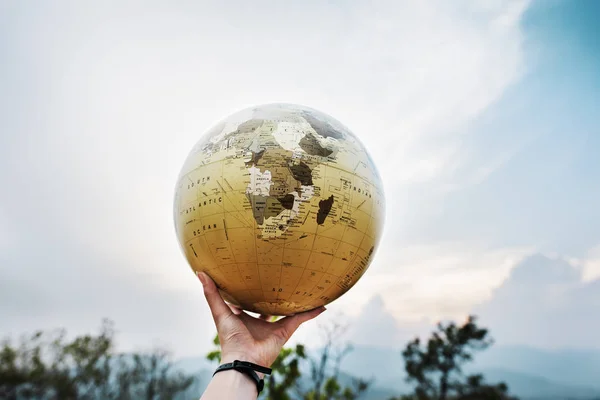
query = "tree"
xmin=301 ymin=322 xmax=369 ymax=400
xmin=0 ymin=320 xmax=115 ymax=399
xmin=394 ymin=315 xmax=518 ymax=400
xmin=113 ymin=348 xmax=194 ymax=400
xmin=0 ymin=320 xmax=194 ymax=400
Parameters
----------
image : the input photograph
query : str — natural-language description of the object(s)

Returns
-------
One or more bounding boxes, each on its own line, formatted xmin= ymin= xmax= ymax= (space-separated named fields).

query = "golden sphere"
xmin=174 ymin=104 xmax=384 ymax=316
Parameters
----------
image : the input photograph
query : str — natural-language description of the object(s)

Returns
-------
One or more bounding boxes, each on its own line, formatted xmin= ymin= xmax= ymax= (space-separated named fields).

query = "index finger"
xmin=197 ymin=271 xmax=234 ymax=326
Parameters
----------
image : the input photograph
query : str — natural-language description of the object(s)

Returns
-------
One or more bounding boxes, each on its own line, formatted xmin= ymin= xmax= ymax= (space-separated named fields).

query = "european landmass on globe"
xmin=174 ymin=103 xmax=385 ymax=316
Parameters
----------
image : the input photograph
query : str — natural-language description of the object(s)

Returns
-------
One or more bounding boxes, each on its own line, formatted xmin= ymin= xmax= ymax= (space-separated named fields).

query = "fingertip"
xmin=228 ymin=303 xmax=243 ymax=315
xmin=308 ymin=306 xmax=326 ymax=315
xmin=198 ymin=272 xmax=218 ymax=293
xmin=199 ymin=274 xmax=234 ymax=324
xmin=293 ymin=306 xmax=327 ymax=325
xmin=311 ymin=305 xmax=326 ymax=318
xmin=196 ymin=271 xmax=207 ymax=286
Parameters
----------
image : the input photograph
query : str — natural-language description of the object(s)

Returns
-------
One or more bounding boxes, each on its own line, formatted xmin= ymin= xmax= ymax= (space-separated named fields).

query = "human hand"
xmin=198 ymin=271 xmax=326 ymax=372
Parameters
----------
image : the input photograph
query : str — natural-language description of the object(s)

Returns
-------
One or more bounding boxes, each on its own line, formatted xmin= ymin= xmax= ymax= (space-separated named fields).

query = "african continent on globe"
xmin=174 ymin=103 xmax=385 ymax=316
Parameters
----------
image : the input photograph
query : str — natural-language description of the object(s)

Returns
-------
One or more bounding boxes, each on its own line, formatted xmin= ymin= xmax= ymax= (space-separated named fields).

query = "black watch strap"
xmin=213 ymin=360 xmax=272 ymax=394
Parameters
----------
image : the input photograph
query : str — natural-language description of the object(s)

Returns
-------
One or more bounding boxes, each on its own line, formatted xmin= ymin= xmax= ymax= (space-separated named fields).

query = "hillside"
xmin=175 ymin=344 xmax=600 ymax=399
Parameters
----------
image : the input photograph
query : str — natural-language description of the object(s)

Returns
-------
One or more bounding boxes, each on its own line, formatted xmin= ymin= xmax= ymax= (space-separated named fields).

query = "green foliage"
xmin=304 ymin=375 xmax=368 ymax=400
xmin=393 ymin=315 xmax=518 ymax=400
xmin=113 ymin=349 xmax=194 ymax=400
xmin=2 ymin=314 xmax=523 ymax=400
xmin=0 ymin=319 xmax=194 ymax=400
xmin=206 ymin=335 xmax=222 ymax=363
xmin=206 ymin=324 xmax=370 ymax=400
xmin=301 ymin=324 xmax=369 ymax=400
xmin=267 ymin=344 xmax=305 ymax=399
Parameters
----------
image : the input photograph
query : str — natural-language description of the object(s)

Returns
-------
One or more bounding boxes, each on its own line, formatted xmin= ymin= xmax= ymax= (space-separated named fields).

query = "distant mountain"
xmin=334 ymin=344 xmax=410 ymax=392
xmin=477 ymin=368 xmax=600 ymax=400
xmin=173 ymin=355 xmax=213 ymax=375
xmin=174 ymin=345 xmax=600 ymax=400
xmin=475 ymin=345 xmax=600 ymax=388
xmin=321 ymin=370 xmax=397 ymax=400
xmin=340 ymin=344 xmax=600 ymax=399
xmin=170 ymin=365 xmax=399 ymax=400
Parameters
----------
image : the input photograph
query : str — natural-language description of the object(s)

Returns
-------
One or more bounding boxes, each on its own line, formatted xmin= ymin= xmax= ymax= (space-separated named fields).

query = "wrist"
xmin=220 ymin=353 xmax=268 ymax=380
xmin=204 ymin=368 xmax=259 ymax=399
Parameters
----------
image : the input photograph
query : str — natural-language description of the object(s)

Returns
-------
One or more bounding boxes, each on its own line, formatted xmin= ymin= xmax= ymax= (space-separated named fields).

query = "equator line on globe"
xmin=174 ymin=103 xmax=385 ymax=316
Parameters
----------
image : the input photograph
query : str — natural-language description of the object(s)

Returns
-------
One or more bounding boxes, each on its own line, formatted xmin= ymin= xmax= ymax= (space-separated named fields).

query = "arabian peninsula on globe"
xmin=174 ymin=103 xmax=385 ymax=316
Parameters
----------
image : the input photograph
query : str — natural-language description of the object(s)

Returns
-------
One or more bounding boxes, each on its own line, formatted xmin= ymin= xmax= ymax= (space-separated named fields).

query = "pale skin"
xmin=197 ymin=271 xmax=326 ymax=400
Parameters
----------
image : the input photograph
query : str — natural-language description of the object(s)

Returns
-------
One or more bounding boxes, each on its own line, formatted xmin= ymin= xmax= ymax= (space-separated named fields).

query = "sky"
xmin=1 ymin=0 xmax=599 ymax=357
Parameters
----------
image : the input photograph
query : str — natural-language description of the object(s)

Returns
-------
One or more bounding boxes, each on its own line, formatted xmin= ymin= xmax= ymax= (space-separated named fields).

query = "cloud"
xmin=287 ymin=293 xmax=432 ymax=352
xmin=320 ymin=249 xmax=600 ymax=351
xmin=343 ymin=295 xmax=431 ymax=349
xmin=581 ymin=245 xmax=600 ymax=281
xmin=0 ymin=210 xmax=13 ymax=253
xmin=0 ymin=0 xmax=532 ymax=357
xmin=474 ymin=253 xmax=600 ymax=348
xmin=327 ymin=242 xmax=533 ymax=322
xmin=0 ymin=228 xmax=216 ymax=356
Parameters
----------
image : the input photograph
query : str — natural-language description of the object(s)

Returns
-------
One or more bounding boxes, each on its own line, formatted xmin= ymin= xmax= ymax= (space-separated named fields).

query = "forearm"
xmin=200 ymin=369 xmax=258 ymax=400
xmin=200 ymin=354 xmax=266 ymax=400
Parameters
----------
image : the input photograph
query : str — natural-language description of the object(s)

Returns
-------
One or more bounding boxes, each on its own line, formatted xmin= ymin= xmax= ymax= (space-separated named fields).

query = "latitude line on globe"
xmin=183 ymin=226 xmax=369 ymax=251
xmin=184 ymin=158 xmax=377 ymax=195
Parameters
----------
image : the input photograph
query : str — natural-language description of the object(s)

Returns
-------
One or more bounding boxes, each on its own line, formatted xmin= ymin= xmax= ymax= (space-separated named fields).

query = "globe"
xmin=174 ymin=103 xmax=385 ymax=316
